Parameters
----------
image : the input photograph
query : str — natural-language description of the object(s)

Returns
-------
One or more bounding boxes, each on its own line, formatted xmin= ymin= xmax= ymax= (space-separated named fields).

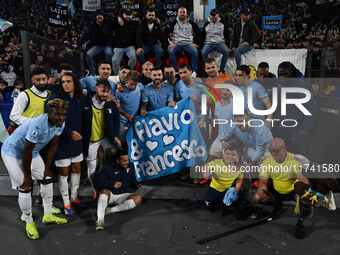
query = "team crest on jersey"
xmin=30 ymin=131 xmax=38 ymax=139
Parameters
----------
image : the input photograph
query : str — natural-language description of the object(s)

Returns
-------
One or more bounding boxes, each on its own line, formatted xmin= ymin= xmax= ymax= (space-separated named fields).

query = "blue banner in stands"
xmin=126 ymin=97 xmax=207 ymax=181
xmin=262 ymin=15 xmax=283 ymax=30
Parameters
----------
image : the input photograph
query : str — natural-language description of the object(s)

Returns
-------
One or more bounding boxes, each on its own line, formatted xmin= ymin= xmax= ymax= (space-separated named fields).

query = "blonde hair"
xmin=142 ymin=61 xmax=154 ymax=70
xmin=47 ymin=98 xmax=68 ymax=109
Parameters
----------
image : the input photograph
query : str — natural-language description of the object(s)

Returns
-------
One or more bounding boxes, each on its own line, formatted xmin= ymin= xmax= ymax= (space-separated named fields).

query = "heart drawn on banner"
xmin=163 ymin=135 xmax=175 ymax=146
xmin=146 ymin=140 xmax=158 ymax=151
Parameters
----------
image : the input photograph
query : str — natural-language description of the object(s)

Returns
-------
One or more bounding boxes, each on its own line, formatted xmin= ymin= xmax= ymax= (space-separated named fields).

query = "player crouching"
xmin=203 ymin=143 xmax=249 ymax=221
xmin=1 ymin=99 xmax=68 ymax=240
xmin=93 ymin=149 xmax=142 ymax=230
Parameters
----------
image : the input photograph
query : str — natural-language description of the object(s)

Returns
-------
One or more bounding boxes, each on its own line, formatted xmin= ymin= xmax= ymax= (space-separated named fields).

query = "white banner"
xmin=82 ymin=0 xmax=101 ymax=11
xmin=210 ymin=49 xmax=308 ymax=76
xmin=193 ymin=1 xmax=204 ymax=21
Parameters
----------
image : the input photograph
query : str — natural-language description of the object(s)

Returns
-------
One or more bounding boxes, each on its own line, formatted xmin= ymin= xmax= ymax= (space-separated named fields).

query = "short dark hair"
xmin=224 ymin=142 xmax=239 ymax=153
xmin=30 ymin=66 xmax=48 ymax=78
xmin=258 ymin=62 xmax=269 ymax=70
xmin=146 ymin=8 xmax=155 ymax=14
xmin=236 ymin=65 xmax=250 ymax=75
xmin=179 ymin=62 xmax=192 ymax=71
xmin=98 ymin=60 xmax=111 ymax=68
xmin=116 ymin=149 xmax=129 ymax=159
xmin=120 ymin=64 xmax=132 ymax=71
xmin=204 ymin=58 xmax=217 ymax=66
xmin=164 ymin=65 xmax=175 ymax=70
xmin=278 ymin=61 xmax=296 ymax=77
xmin=0 ymin=79 xmax=8 ymax=86
xmin=96 ymin=78 xmax=111 ymax=91
xmin=57 ymin=63 xmax=73 ymax=74
xmin=151 ymin=67 xmax=162 ymax=73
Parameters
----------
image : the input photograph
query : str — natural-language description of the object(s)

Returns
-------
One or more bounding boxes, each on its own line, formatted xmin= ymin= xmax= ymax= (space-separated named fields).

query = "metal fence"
xmin=21 ymin=30 xmax=85 ymax=89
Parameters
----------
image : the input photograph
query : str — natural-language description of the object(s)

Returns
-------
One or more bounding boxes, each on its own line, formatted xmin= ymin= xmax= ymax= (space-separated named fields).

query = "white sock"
xmin=40 ymin=183 xmax=53 ymax=215
xmin=70 ymin=172 xmax=80 ymax=201
xmin=97 ymin=194 xmax=108 ymax=220
xmin=112 ymin=199 xmax=136 ymax=213
xmin=87 ymin=159 xmax=97 ymax=193
xmin=18 ymin=192 xmax=33 ymax=224
xmin=58 ymin=175 xmax=70 ymax=206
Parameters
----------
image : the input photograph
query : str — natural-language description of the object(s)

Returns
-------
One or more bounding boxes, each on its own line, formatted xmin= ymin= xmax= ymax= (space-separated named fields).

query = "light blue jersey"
xmin=142 ymin=82 xmax=174 ymax=111
xmin=219 ymin=123 xmax=272 ymax=162
xmin=215 ymin=100 xmax=233 ymax=135
xmin=80 ymin=76 xmax=117 ymax=95
xmin=116 ymin=83 xmax=144 ymax=126
xmin=2 ymin=114 xmax=64 ymax=159
xmin=175 ymin=80 xmax=206 ymax=100
xmin=238 ymin=80 xmax=268 ymax=120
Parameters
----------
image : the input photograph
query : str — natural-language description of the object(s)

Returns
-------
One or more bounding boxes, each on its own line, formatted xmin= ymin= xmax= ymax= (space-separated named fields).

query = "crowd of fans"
xmin=0 ymin=0 xmax=339 ymax=89
xmin=0 ymin=0 xmax=339 ymax=240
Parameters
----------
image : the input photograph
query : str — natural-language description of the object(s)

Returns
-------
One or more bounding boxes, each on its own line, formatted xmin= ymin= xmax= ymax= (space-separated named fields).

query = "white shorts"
xmin=209 ymin=138 xmax=223 ymax=158
xmin=87 ymin=136 xmax=116 ymax=161
xmin=108 ymin=192 xmax=133 ymax=205
xmin=55 ymin=153 xmax=84 ymax=167
xmin=1 ymin=150 xmax=45 ymax=190
xmin=118 ymin=126 xmax=129 ymax=142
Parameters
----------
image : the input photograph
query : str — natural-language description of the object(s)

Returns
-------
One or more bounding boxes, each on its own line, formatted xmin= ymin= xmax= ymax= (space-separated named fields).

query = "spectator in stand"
xmin=311 ymin=44 xmax=321 ymax=77
xmin=139 ymin=61 xmax=154 ymax=86
xmin=231 ymin=7 xmax=260 ymax=67
xmin=0 ymin=59 xmax=17 ymax=87
xmin=164 ymin=7 xmax=202 ymax=77
xmin=0 ymin=80 xmax=13 ymax=129
xmin=136 ymin=8 xmax=164 ymax=69
xmin=112 ymin=9 xmax=139 ymax=75
xmin=74 ymin=10 xmax=120 ymax=76
xmin=202 ymin=8 xmax=230 ymax=74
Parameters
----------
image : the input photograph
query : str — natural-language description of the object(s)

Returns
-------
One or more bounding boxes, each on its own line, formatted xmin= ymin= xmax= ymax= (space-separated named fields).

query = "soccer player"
xmin=140 ymin=67 xmax=175 ymax=116
xmin=1 ymin=99 xmax=68 ymax=240
xmin=46 ymin=73 xmax=84 ymax=216
xmin=235 ymin=65 xmax=272 ymax=129
xmin=93 ymin=149 xmax=142 ymax=230
xmin=115 ymin=70 xmax=144 ymax=142
xmin=219 ymin=111 xmax=273 ymax=165
xmin=82 ymin=79 xmax=121 ymax=197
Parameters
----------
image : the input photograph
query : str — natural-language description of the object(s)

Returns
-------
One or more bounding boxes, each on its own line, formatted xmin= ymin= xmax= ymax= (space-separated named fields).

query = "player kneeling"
xmin=93 ymin=149 xmax=142 ymax=230
xmin=203 ymin=143 xmax=248 ymax=221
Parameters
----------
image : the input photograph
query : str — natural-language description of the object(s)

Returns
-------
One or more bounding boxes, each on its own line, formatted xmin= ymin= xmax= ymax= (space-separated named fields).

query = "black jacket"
xmin=136 ymin=18 xmax=163 ymax=48
xmin=93 ymin=161 xmax=139 ymax=194
xmin=81 ymin=93 xmax=120 ymax=157
xmin=76 ymin=18 xmax=117 ymax=48
xmin=231 ymin=18 xmax=261 ymax=48
xmin=114 ymin=17 xmax=139 ymax=48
